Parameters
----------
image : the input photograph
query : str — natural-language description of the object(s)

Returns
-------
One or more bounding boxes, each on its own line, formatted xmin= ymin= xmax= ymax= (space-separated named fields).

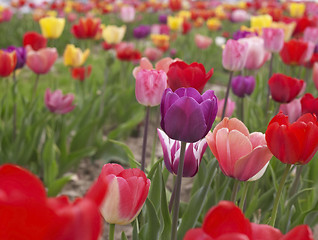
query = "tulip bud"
xmin=231 ymin=75 xmax=255 ymax=98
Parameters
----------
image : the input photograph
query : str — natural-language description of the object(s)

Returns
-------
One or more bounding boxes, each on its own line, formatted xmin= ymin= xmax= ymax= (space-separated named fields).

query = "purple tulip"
xmin=158 ymin=14 xmax=168 ymax=24
xmin=45 ymin=88 xmax=75 ymax=114
xmin=231 ymin=75 xmax=255 ymax=98
xmin=232 ymin=30 xmax=257 ymax=40
xmin=5 ymin=46 xmax=26 ymax=70
xmin=133 ymin=25 xmax=151 ymax=39
xmin=160 ymin=87 xmax=218 ymax=143
xmin=157 ymin=128 xmax=208 ymax=177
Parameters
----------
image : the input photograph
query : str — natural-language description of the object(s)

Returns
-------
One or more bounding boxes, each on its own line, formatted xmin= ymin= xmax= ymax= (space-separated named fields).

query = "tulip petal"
xmin=157 ymin=128 xmax=174 ymax=173
xmin=281 ymin=225 xmax=314 ymax=240
xmin=206 ymin=131 xmax=219 ymax=160
xmin=249 ymin=132 xmax=266 ymax=149
xmin=251 ymin=223 xmax=283 ymax=240
xmin=184 ymin=228 xmax=213 ymax=240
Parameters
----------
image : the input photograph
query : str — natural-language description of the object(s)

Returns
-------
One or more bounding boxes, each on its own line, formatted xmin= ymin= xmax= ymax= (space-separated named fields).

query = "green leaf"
xmin=121 ymin=232 xmax=128 ymax=240
xmin=70 ymin=121 xmax=98 ymax=151
xmin=47 ymin=175 xmax=71 ymax=197
xmin=159 ymin=174 xmax=171 ymax=240
xmin=139 ymin=199 xmax=160 ymax=240
xmin=132 ymin=220 xmax=139 ymax=240
xmin=148 ymin=162 xmax=162 ymax=211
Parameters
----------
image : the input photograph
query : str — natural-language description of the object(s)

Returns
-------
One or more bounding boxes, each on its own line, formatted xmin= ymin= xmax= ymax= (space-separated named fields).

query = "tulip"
xmin=133 ymin=25 xmax=151 ymax=39
xmin=206 ymin=118 xmax=272 ymax=181
xmin=301 ymin=93 xmax=318 ymax=116
xmin=71 ymin=65 xmax=92 ymax=82
xmin=222 ymin=39 xmax=248 ymax=72
xmin=157 ymin=128 xmax=208 ymax=177
xmin=169 ymin=0 xmax=182 ymax=11
xmin=271 ymin=21 xmax=296 ymax=42
xmin=184 ymin=201 xmax=314 ymax=240
xmin=45 ymin=88 xmax=75 ymax=114
xmin=102 ymin=25 xmax=126 ymax=44
xmin=206 ymin=18 xmax=222 ymax=31
xmin=150 ymin=34 xmax=170 ymax=52
xmin=133 ymin=57 xmax=174 ymax=78
xmin=158 ymin=14 xmax=167 ymax=24
xmin=143 ymin=47 xmax=163 ymax=62
xmin=195 ymin=34 xmax=213 ymax=49
xmin=71 ymin=17 xmax=101 ymax=39
xmin=250 ymin=14 xmax=272 ymax=31
xmin=313 ymin=62 xmax=318 ymax=90
xmin=160 ymin=87 xmax=218 ymax=143
xmin=151 ymin=24 xmax=170 ymax=35
xmin=232 ymin=30 xmax=257 ymax=40
xmin=303 ymin=27 xmax=318 ymax=45
xmin=268 ymin=73 xmax=304 ymax=103
xmin=0 ymin=164 xmax=106 ymax=240
xmin=0 ymin=50 xmax=17 ymax=77
xmin=0 ymin=8 xmax=12 ymax=23
xmin=115 ymin=42 xmax=141 ymax=62
xmin=135 ymin=69 xmax=167 ymax=107
xmin=216 ymin=98 xmax=236 ymax=119
xmin=238 ymin=37 xmax=267 ymax=70
xmin=5 ymin=46 xmax=26 ymax=70
xmin=39 ymin=16 xmax=65 ymax=39
xmin=266 ymin=112 xmax=318 ymax=165
xmin=167 ymin=16 xmax=183 ymax=31
xmin=63 ymin=44 xmax=90 ymax=67
xmin=120 ymin=5 xmax=135 ymax=23
xmin=289 ymin=2 xmax=305 ymax=18
xmin=182 ymin=21 xmax=192 ymax=35
xmin=279 ymin=98 xmax=301 ymax=123
xmin=231 ymin=75 xmax=255 ymax=98
xmin=27 ymin=47 xmax=58 ymax=75
xmin=279 ymin=39 xmax=310 ymax=65
xmin=230 ymin=9 xmax=250 ymax=23
xmin=262 ymin=28 xmax=284 ymax=53
xmin=167 ymin=61 xmax=213 ymax=93
xmin=95 ymin=164 xmax=150 ymax=225
xmin=23 ymin=31 xmax=47 ymax=51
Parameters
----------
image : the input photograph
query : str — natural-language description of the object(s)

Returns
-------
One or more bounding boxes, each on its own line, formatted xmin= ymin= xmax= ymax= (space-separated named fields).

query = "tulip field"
xmin=2 ymin=0 xmax=318 ymax=239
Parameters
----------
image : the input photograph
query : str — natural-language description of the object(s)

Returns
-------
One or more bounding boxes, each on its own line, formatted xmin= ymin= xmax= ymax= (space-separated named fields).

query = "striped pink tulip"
xmin=27 ymin=47 xmax=58 ymax=74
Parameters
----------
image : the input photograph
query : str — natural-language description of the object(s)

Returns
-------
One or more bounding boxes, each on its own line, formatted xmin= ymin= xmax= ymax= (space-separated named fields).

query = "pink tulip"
xmin=262 ymin=28 xmax=285 ymax=53
xmin=45 ymin=88 xmax=75 ymax=114
xmin=195 ymin=34 xmax=213 ymax=49
xmin=279 ymin=98 xmax=302 ymax=123
xmin=230 ymin=9 xmax=250 ymax=23
xmin=143 ymin=47 xmax=163 ymax=62
xmin=313 ymin=62 xmax=318 ymax=90
xmin=217 ymin=97 xmax=235 ymax=118
xmin=300 ymin=41 xmax=314 ymax=64
xmin=222 ymin=39 xmax=248 ymax=72
xmin=120 ymin=5 xmax=135 ymax=23
xmin=27 ymin=47 xmax=58 ymax=74
xmin=206 ymin=118 xmax=273 ymax=181
xmin=135 ymin=69 xmax=167 ymax=106
xmin=132 ymin=57 xmax=175 ymax=78
xmin=95 ymin=164 xmax=150 ymax=225
xmin=303 ymin=27 xmax=318 ymax=45
xmin=238 ymin=37 xmax=267 ymax=70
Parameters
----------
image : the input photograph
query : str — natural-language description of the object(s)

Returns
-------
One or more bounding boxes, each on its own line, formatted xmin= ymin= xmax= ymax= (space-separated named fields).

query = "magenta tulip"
xmin=27 ymin=47 xmax=58 ymax=74
xmin=313 ymin=62 xmax=318 ymax=90
xmin=279 ymin=98 xmax=301 ymax=123
xmin=222 ymin=39 xmax=248 ymax=72
xmin=206 ymin=118 xmax=273 ymax=181
xmin=135 ymin=69 xmax=167 ymax=106
xmin=45 ymin=88 xmax=75 ymax=114
xmin=216 ymin=97 xmax=236 ymax=118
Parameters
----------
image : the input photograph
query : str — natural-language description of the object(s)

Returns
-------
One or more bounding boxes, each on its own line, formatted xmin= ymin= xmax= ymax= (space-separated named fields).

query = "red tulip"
xmin=71 ymin=65 xmax=92 ymax=81
xmin=0 ymin=50 xmax=17 ymax=77
xmin=71 ymin=17 xmax=101 ymax=39
xmin=0 ymin=164 xmax=107 ymax=240
xmin=301 ymin=93 xmax=318 ymax=116
xmin=23 ymin=31 xmax=47 ymax=51
xmin=26 ymin=47 xmax=58 ymax=74
xmin=115 ymin=42 xmax=141 ymax=62
xmin=279 ymin=39 xmax=310 ymax=65
xmin=182 ymin=21 xmax=192 ymax=35
xmin=268 ymin=73 xmax=304 ymax=103
xmin=167 ymin=61 xmax=213 ymax=93
xmin=265 ymin=112 xmax=318 ymax=165
xmin=169 ymin=0 xmax=182 ymax=11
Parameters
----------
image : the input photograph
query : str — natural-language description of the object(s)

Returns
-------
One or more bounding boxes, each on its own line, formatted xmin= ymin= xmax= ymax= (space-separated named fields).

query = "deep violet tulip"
xmin=160 ymin=87 xmax=218 ymax=143
xmin=231 ymin=75 xmax=255 ymax=98
xmin=133 ymin=25 xmax=151 ymax=39
xmin=5 ymin=46 xmax=26 ymax=69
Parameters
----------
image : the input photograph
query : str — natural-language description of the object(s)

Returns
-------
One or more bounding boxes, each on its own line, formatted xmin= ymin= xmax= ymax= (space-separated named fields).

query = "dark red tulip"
xmin=115 ymin=42 xmax=141 ymax=62
xmin=279 ymin=39 xmax=309 ymax=65
xmin=265 ymin=112 xmax=318 ymax=165
xmin=182 ymin=21 xmax=192 ymax=35
xmin=23 ymin=31 xmax=47 ymax=51
xmin=167 ymin=61 xmax=213 ymax=93
xmin=71 ymin=17 xmax=101 ymax=39
xmin=268 ymin=73 xmax=304 ymax=103
xmin=71 ymin=65 xmax=92 ymax=82
xmin=301 ymin=93 xmax=318 ymax=116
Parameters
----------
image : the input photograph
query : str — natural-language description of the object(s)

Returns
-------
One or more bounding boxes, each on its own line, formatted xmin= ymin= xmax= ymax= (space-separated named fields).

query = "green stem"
xmin=12 ymin=71 xmax=17 ymax=140
xmin=231 ymin=180 xmax=240 ymax=203
xmin=109 ymin=224 xmax=115 ymax=240
xmin=269 ymin=164 xmax=292 ymax=227
xmin=266 ymin=54 xmax=274 ymax=115
xmin=150 ymin=107 xmax=160 ymax=167
xmin=221 ymin=71 xmax=234 ymax=120
xmin=171 ymin=141 xmax=187 ymax=240
xmin=33 ymin=74 xmax=40 ymax=99
xmin=239 ymin=182 xmax=249 ymax=211
xmin=240 ymin=97 xmax=244 ymax=122
xmin=141 ymin=106 xmax=150 ymax=172
xmin=289 ymin=165 xmax=304 ymax=197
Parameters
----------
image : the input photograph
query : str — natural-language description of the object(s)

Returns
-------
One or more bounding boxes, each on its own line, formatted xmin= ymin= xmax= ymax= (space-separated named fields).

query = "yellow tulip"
xmin=271 ymin=21 xmax=296 ymax=41
xmin=207 ymin=18 xmax=222 ymax=31
xmin=178 ymin=10 xmax=191 ymax=20
xmin=150 ymin=34 xmax=170 ymax=50
xmin=102 ymin=25 xmax=126 ymax=44
xmin=250 ymin=14 xmax=272 ymax=31
xmin=39 ymin=17 xmax=65 ymax=39
xmin=215 ymin=6 xmax=226 ymax=19
xmin=46 ymin=10 xmax=57 ymax=17
xmin=167 ymin=16 xmax=183 ymax=31
xmin=289 ymin=2 xmax=305 ymax=18
xmin=63 ymin=44 xmax=90 ymax=67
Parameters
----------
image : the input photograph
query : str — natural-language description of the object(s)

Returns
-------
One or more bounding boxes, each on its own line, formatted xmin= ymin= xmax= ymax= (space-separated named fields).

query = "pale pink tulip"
xmin=143 ymin=47 xmax=163 ymax=62
xmin=279 ymin=98 xmax=301 ymax=123
xmin=303 ymin=27 xmax=318 ymax=45
xmin=216 ymin=97 xmax=235 ymax=119
xmin=27 ymin=47 xmax=58 ymax=74
xmin=120 ymin=5 xmax=135 ymax=23
xmin=195 ymin=34 xmax=213 ymax=49
xmin=262 ymin=28 xmax=284 ymax=53
xmin=313 ymin=62 xmax=318 ymax=90
xmin=300 ymin=41 xmax=315 ymax=64
xmin=135 ymin=69 xmax=167 ymax=106
xmin=238 ymin=37 xmax=267 ymax=70
xmin=44 ymin=88 xmax=75 ymax=114
xmin=206 ymin=118 xmax=273 ymax=181
xmin=231 ymin=9 xmax=250 ymax=23
xmin=222 ymin=39 xmax=248 ymax=72
xmin=132 ymin=57 xmax=175 ymax=78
